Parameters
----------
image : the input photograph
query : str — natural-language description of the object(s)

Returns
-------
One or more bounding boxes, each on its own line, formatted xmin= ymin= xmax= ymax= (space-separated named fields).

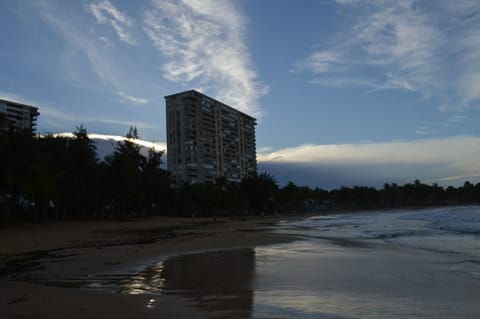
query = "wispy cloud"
xmin=38 ymin=2 xmax=118 ymax=87
xmin=0 ymin=91 xmax=88 ymax=133
xmin=98 ymin=36 xmax=115 ymax=47
xmin=37 ymin=1 xmax=148 ymax=107
xmin=293 ymin=50 xmax=346 ymax=74
xmin=143 ymin=0 xmax=268 ymax=117
xmin=258 ymin=136 xmax=480 ymax=188
xmin=88 ymin=0 xmax=135 ymax=45
xmin=0 ymin=92 xmax=76 ymax=125
xmin=116 ymin=91 xmax=149 ymax=106
xmin=295 ymin=0 xmax=480 ymax=110
xmin=0 ymin=90 xmax=152 ymax=133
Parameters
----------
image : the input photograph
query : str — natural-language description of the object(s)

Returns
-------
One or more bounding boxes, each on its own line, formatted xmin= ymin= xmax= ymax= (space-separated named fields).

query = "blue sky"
xmin=1 ymin=0 xmax=480 ymax=189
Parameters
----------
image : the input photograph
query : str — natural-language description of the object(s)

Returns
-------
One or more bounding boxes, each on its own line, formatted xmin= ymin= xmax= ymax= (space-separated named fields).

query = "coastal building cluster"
xmin=1 ymin=90 xmax=257 ymax=184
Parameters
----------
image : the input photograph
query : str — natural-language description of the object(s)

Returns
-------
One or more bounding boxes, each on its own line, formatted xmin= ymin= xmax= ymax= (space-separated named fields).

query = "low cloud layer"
xmin=258 ymin=136 xmax=480 ymax=189
xmin=56 ymin=133 xmax=166 ymax=161
xmin=52 ymin=133 xmax=480 ymax=189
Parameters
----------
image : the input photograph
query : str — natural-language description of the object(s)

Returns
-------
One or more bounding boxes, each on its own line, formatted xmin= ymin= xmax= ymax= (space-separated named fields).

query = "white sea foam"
xmin=283 ymin=206 xmax=480 ymax=262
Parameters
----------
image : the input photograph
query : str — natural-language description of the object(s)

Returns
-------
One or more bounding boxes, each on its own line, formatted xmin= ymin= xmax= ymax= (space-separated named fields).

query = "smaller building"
xmin=0 ymin=99 xmax=40 ymax=134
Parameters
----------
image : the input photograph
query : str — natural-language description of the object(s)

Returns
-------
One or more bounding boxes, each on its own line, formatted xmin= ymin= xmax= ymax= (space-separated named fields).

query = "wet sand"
xmin=3 ymin=213 xmax=480 ymax=318
xmin=0 ymin=216 xmax=297 ymax=319
xmin=253 ymin=240 xmax=480 ymax=318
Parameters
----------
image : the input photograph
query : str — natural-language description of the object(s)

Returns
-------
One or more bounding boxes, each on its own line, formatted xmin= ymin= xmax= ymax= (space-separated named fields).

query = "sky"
xmin=1 ymin=0 xmax=480 ymax=189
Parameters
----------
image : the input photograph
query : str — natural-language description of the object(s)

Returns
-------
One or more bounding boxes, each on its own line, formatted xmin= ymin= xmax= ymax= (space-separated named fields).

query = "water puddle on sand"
xmin=18 ymin=248 xmax=256 ymax=317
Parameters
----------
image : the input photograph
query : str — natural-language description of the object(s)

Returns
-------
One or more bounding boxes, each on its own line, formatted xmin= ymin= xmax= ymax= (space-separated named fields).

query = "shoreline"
xmin=2 ymin=207 xmax=480 ymax=318
xmin=0 ymin=213 xmax=312 ymax=254
xmin=0 ymin=214 xmax=305 ymax=319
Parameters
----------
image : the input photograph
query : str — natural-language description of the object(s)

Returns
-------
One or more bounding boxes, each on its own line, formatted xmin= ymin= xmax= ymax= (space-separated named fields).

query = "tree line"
xmin=1 ymin=126 xmax=479 ymax=224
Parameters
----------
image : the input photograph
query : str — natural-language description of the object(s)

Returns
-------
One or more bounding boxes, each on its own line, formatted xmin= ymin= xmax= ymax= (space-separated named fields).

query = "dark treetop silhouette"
xmin=1 ymin=125 xmax=479 ymax=224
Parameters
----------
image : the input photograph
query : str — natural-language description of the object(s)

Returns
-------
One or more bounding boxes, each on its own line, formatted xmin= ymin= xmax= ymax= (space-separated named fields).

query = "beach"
xmin=2 ymin=207 xmax=480 ymax=318
xmin=0 ymin=216 xmax=297 ymax=319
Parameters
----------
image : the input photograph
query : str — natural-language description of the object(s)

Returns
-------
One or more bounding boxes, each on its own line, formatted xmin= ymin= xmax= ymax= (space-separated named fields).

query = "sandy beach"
xmin=0 ymin=216 xmax=298 ymax=319
xmin=2 ymin=208 xmax=480 ymax=319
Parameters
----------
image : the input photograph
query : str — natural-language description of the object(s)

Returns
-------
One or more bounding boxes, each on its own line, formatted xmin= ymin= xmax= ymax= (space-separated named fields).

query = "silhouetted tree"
xmin=104 ymin=126 xmax=146 ymax=217
xmin=0 ymin=129 xmax=35 ymax=222
xmin=240 ymin=172 xmax=278 ymax=214
xmin=59 ymin=125 xmax=98 ymax=219
xmin=142 ymin=147 xmax=172 ymax=215
xmin=3 ymin=124 xmax=480 ymax=224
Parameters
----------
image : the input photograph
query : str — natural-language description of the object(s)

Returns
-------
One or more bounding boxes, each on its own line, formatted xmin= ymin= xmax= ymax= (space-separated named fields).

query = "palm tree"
xmin=240 ymin=172 xmax=278 ymax=214
xmin=59 ymin=125 xmax=98 ymax=219
xmin=104 ymin=126 xmax=146 ymax=217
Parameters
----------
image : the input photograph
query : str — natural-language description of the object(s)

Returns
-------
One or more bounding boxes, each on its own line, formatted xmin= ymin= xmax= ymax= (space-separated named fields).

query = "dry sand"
xmin=0 ymin=215 xmax=299 ymax=319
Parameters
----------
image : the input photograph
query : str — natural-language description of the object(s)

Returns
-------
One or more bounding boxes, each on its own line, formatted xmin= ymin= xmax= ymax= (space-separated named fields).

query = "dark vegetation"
xmin=1 ymin=126 xmax=479 ymax=224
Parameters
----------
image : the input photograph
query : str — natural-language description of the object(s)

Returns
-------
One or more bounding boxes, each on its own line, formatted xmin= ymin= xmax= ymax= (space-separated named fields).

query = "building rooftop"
xmin=0 ymin=98 xmax=39 ymax=113
xmin=164 ymin=89 xmax=256 ymax=122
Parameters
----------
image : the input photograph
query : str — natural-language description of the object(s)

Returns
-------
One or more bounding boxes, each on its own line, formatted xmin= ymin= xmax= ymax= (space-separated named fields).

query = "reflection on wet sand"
xmin=17 ymin=248 xmax=256 ymax=316
xmin=117 ymin=261 xmax=166 ymax=295
xmin=121 ymin=249 xmax=256 ymax=317
xmin=163 ymin=249 xmax=255 ymax=316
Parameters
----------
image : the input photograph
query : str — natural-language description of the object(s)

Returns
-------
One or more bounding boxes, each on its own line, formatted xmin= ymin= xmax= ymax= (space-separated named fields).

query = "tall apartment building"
xmin=165 ymin=90 xmax=257 ymax=184
xmin=0 ymin=99 xmax=40 ymax=134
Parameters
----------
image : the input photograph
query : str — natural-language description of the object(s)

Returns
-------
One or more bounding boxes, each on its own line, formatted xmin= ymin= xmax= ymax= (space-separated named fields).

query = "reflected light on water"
xmin=254 ymin=290 xmax=430 ymax=319
xmin=118 ymin=261 xmax=166 ymax=295
xmin=146 ymin=298 xmax=156 ymax=309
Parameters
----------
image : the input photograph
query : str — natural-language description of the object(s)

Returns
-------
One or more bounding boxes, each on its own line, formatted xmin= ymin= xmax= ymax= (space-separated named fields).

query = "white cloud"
xmin=54 ymin=133 xmax=166 ymax=161
xmin=382 ymin=73 xmax=415 ymax=91
xmin=258 ymin=136 xmax=479 ymax=165
xmin=298 ymin=1 xmax=480 ymax=110
xmin=293 ymin=51 xmax=345 ymax=74
xmin=143 ymin=0 xmax=268 ymax=118
xmin=354 ymin=1 xmax=439 ymax=70
xmin=258 ymin=136 xmax=480 ymax=188
xmin=88 ymin=0 xmax=135 ymax=45
xmin=55 ymin=132 xmax=166 ymax=151
xmin=116 ymin=91 xmax=149 ymax=106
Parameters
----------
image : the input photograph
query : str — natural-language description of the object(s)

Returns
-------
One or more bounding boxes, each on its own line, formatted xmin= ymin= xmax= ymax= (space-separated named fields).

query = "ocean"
xmin=277 ymin=205 xmax=480 ymax=271
xmin=250 ymin=205 xmax=480 ymax=318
